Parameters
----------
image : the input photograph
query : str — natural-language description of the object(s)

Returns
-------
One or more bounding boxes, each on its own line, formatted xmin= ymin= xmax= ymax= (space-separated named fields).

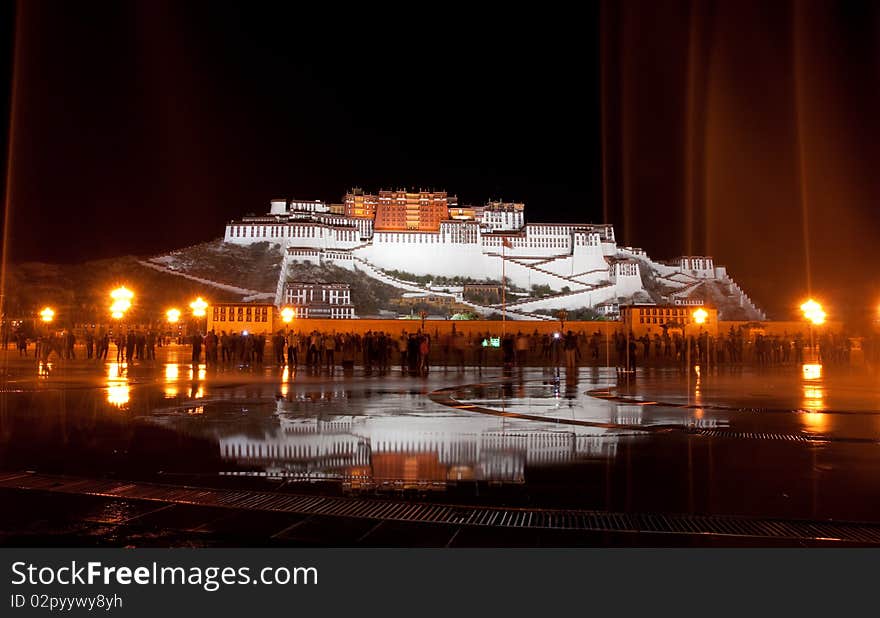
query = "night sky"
xmin=2 ymin=1 xmax=879 ymax=320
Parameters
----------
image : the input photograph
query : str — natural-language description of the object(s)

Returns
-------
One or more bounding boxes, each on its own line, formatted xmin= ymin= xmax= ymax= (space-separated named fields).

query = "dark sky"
xmin=3 ymin=2 xmax=601 ymax=258
xmin=2 ymin=1 xmax=880 ymax=320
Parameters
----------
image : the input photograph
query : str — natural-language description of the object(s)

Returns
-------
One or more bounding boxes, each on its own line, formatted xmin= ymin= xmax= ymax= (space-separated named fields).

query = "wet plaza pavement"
xmin=2 ymin=346 xmax=880 ymax=545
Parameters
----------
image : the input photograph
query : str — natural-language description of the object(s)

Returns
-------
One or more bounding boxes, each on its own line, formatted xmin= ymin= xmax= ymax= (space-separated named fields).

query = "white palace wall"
xmin=225 ymin=222 xmax=361 ymax=250
xmin=219 ymin=203 xmax=758 ymax=317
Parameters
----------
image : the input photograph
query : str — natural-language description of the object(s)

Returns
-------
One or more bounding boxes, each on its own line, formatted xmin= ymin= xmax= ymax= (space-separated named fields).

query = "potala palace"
xmin=222 ymin=189 xmax=764 ymax=320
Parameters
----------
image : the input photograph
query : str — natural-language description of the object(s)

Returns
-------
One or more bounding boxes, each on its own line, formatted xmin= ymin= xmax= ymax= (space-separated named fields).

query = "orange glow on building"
xmin=343 ymin=187 xmax=379 ymax=219
xmin=347 ymin=188 xmax=456 ymax=232
xmin=448 ymin=206 xmax=478 ymax=220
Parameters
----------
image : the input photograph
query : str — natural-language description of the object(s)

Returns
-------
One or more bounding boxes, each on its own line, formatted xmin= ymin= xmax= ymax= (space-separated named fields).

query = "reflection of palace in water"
xmin=128 ymin=366 xmax=621 ymax=487
xmin=215 ymin=413 xmax=618 ymax=487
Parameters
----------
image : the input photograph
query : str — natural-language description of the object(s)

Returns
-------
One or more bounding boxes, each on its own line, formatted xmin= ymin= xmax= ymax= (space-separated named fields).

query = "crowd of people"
xmin=609 ymin=328 xmax=859 ymax=370
xmin=7 ymin=325 xmax=873 ymax=373
xmin=16 ymin=328 xmax=174 ymax=363
xmin=193 ymin=329 xmax=437 ymax=375
xmin=184 ymin=326 xmax=864 ymax=374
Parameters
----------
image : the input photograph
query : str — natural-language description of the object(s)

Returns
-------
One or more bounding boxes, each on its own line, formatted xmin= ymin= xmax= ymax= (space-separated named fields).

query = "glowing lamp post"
xmin=39 ymin=307 xmax=54 ymax=323
xmin=189 ymin=297 xmax=208 ymax=337
xmin=166 ymin=308 xmax=181 ymax=342
xmin=683 ymin=307 xmax=710 ymax=404
xmin=801 ymin=298 xmax=825 ymax=365
xmin=190 ymin=297 xmax=208 ymax=318
xmin=110 ymin=287 xmax=133 ymax=321
xmin=693 ymin=307 xmax=709 ymax=371
xmin=281 ymin=307 xmax=294 ymax=324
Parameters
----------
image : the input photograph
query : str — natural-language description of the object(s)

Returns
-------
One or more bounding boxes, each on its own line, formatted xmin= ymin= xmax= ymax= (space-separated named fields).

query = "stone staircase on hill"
xmin=486 ymin=254 xmax=590 ymax=291
xmin=495 ymin=281 xmax=617 ymax=313
xmin=349 ymin=256 xmax=545 ymax=319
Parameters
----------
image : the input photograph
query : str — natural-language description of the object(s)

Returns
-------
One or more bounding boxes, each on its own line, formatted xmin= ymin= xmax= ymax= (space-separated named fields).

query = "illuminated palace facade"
xmin=223 ymin=188 xmax=764 ymax=318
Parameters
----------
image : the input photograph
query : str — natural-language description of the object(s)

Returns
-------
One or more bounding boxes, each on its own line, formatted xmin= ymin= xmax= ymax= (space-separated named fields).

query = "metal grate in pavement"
xmin=694 ymin=430 xmax=821 ymax=442
xmin=2 ymin=471 xmax=880 ymax=544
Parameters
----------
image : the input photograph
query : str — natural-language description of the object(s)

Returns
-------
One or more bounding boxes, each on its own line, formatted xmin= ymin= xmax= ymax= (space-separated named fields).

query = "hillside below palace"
xmin=222 ymin=188 xmax=764 ymax=320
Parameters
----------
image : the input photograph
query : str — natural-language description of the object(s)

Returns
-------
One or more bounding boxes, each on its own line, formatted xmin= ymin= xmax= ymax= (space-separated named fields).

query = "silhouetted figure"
xmin=191 ymin=333 xmax=203 ymax=364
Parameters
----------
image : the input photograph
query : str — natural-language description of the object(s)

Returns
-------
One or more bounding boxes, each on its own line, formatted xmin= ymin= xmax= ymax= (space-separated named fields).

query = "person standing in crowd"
xmin=191 ymin=332 xmax=203 ymax=364
xmin=515 ymin=332 xmax=529 ymax=367
xmin=231 ymin=331 xmax=243 ymax=364
xmin=501 ymin=333 xmax=515 ymax=367
xmin=564 ymin=330 xmax=579 ymax=369
xmin=628 ymin=334 xmax=637 ymax=372
xmin=418 ymin=333 xmax=431 ymax=375
xmin=125 ymin=330 xmax=136 ymax=363
xmin=273 ymin=331 xmax=285 ymax=365
xmin=146 ymin=330 xmax=157 ymax=360
xmin=377 ymin=331 xmax=389 ymax=374
xmin=135 ymin=330 xmax=146 ymax=360
xmin=324 ymin=332 xmax=336 ymax=372
xmin=243 ymin=332 xmax=254 ymax=365
xmin=64 ymin=330 xmax=76 ymax=360
xmin=204 ymin=330 xmax=218 ymax=366
xmin=287 ymin=331 xmax=298 ymax=368
xmin=99 ymin=330 xmax=110 ymax=361
xmin=220 ymin=331 xmax=230 ymax=364
xmin=254 ymin=332 xmax=265 ymax=364
xmin=398 ymin=332 xmax=408 ymax=372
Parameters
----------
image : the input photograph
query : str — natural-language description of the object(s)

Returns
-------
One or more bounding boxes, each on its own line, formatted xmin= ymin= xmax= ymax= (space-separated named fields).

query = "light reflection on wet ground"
xmin=3 ymin=348 xmax=880 ymax=522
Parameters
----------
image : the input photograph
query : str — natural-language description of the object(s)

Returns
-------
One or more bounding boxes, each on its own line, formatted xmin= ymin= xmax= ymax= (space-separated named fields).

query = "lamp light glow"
xmin=802 ymin=363 xmax=822 ymax=380
xmin=190 ymin=297 xmax=208 ymax=317
xmin=110 ymin=286 xmax=134 ymax=318
xmin=800 ymin=299 xmax=826 ymax=325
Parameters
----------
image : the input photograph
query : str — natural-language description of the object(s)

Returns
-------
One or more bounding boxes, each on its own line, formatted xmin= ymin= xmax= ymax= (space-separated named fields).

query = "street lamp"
xmin=683 ymin=307 xmax=709 ymax=404
xmin=692 ymin=307 xmax=708 ymax=372
xmin=110 ymin=286 xmax=133 ymax=320
xmin=800 ymin=298 xmax=825 ymax=364
xmin=281 ymin=307 xmax=294 ymax=324
xmin=166 ymin=308 xmax=181 ymax=343
xmin=190 ymin=297 xmax=208 ymax=318
xmin=800 ymin=299 xmax=826 ymax=325
xmin=189 ymin=297 xmax=208 ymax=340
xmin=39 ymin=307 xmax=54 ymax=323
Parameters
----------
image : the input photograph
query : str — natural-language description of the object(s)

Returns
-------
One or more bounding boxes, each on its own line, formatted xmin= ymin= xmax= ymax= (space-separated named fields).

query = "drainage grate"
xmin=2 ymin=471 xmax=880 ymax=544
xmin=694 ymin=430 xmax=821 ymax=442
